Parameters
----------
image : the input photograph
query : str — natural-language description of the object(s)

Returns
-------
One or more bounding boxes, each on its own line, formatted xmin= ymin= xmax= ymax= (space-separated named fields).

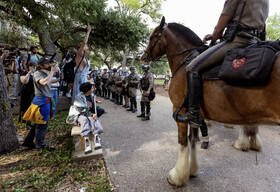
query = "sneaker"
xmin=94 ymin=135 xmax=102 ymax=150
xmin=84 ymin=138 xmax=92 ymax=154
xmin=16 ymin=134 xmax=24 ymax=142
xmin=66 ymin=93 xmax=71 ymax=98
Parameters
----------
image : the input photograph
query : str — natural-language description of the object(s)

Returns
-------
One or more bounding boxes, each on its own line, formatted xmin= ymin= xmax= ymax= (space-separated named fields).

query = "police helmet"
xmin=103 ymin=68 xmax=108 ymax=71
xmin=130 ymin=66 xmax=136 ymax=71
xmin=142 ymin=64 xmax=150 ymax=70
xmin=112 ymin=68 xmax=117 ymax=72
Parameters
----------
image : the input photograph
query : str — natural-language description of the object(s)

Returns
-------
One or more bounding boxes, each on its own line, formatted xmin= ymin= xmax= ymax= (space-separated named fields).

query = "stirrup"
xmin=172 ymin=105 xmax=183 ymax=122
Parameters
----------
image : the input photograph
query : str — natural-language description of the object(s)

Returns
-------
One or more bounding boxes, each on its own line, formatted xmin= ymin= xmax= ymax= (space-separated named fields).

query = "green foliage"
xmin=266 ymin=13 xmax=280 ymax=41
xmin=149 ymin=56 xmax=169 ymax=75
xmin=1 ymin=110 xmax=111 ymax=191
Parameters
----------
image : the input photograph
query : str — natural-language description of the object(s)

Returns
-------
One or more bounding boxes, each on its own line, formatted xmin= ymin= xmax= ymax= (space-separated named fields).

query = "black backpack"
xmin=63 ymin=59 xmax=76 ymax=83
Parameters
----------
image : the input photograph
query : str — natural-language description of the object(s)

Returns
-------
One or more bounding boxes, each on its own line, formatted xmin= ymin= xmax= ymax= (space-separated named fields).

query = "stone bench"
xmin=71 ymin=126 xmax=103 ymax=160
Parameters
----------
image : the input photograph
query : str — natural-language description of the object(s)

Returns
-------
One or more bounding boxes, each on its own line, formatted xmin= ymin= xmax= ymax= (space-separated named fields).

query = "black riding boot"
xmin=141 ymin=102 xmax=150 ymax=121
xmin=137 ymin=101 xmax=145 ymax=118
xmin=132 ymin=97 xmax=137 ymax=113
xmin=176 ymin=71 xmax=202 ymax=128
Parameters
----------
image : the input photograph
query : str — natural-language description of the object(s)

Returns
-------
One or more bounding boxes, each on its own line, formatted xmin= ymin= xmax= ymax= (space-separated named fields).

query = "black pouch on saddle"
xmin=218 ymin=44 xmax=277 ymax=85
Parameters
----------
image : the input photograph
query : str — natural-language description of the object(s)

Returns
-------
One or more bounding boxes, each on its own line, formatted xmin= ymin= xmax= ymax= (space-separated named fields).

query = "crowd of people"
xmin=0 ymin=22 xmax=160 ymax=154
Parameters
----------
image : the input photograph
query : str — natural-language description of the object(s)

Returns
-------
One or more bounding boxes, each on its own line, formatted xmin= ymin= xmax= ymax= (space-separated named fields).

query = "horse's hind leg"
xmin=168 ymin=123 xmax=191 ymax=187
xmin=233 ymin=125 xmax=262 ymax=151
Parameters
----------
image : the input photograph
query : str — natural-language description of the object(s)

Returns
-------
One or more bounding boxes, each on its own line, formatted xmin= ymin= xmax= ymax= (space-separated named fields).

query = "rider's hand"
xmin=203 ymin=34 xmax=213 ymax=43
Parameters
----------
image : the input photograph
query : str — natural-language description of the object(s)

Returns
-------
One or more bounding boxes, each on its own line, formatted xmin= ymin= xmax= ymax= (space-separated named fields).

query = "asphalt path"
xmin=98 ymin=93 xmax=280 ymax=192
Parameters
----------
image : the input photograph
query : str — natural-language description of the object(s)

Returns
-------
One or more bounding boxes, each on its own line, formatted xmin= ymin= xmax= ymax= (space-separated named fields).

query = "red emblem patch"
xmin=232 ymin=57 xmax=246 ymax=70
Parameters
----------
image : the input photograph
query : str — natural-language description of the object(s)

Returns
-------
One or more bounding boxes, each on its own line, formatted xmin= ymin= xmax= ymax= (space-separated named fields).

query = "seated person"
xmin=73 ymin=82 xmax=103 ymax=154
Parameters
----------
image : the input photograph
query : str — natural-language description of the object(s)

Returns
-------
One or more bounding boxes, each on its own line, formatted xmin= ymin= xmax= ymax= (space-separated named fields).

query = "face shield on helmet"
xmin=118 ymin=70 xmax=123 ymax=76
xmin=142 ymin=64 xmax=150 ymax=70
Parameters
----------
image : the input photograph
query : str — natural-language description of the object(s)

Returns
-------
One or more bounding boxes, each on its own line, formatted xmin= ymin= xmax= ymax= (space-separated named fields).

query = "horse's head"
xmin=141 ymin=16 xmax=168 ymax=63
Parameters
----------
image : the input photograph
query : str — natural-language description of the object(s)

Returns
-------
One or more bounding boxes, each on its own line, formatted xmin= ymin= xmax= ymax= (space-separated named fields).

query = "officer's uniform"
xmin=186 ymin=0 xmax=269 ymax=73
xmin=127 ymin=68 xmax=139 ymax=113
xmin=109 ymin=69 xmax=117 ymax=102
xmin=101 ymin=70 xmax=109 ymax=99
xmin=115 ymin=72 xmax=123 ymax=105
xmin=177 ymin=0 xmax=269 ymax=127
xmin=122 ymin=74 xmax=129 ymax=108
xmin=138 ymin=67 xmax=154 ymax=121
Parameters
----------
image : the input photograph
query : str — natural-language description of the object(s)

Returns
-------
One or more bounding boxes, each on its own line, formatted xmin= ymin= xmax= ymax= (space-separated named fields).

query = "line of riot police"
xmin=89 ymin=65 xmax=154 ymax=121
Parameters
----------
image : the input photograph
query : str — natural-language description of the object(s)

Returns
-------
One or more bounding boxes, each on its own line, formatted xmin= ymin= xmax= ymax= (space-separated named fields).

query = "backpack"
xmin=63 ymin=59 xmax=76 ymax=83
xmin=26 ymin=54 xmax=39 ymax=65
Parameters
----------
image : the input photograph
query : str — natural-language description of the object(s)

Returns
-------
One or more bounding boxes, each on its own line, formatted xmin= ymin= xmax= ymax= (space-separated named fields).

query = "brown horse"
xmin=140 ymin=17 xmax=280 ymax=186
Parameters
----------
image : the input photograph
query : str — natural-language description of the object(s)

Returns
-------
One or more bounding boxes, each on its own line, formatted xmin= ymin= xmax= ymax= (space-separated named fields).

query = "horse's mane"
xmin=167 ymin=23 xmax=204 ymax=47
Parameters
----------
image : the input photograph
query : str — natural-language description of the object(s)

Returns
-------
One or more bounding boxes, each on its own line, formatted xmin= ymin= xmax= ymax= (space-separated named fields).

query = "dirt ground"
xmin=154 ymin=85 xmax=169 ymax=97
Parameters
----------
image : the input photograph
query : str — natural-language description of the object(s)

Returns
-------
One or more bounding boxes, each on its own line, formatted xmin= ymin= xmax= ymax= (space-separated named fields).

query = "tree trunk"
xmin=36 ymin=20 xmax=60 ymax=61
xmin=130 ymin=52 xmax=137 ymax=67
xmin=122 ymin=49 xmax=128 ymax=71
xmin=0 ymin=59 xmax=19 ymax=154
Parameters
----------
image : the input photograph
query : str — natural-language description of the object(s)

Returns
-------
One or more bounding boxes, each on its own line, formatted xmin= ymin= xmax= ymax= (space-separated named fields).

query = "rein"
xmin=170 ymin=48 xmax=197 ymax=79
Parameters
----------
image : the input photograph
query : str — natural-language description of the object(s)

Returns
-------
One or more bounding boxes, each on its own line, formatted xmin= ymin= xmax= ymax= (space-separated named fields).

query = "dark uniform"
xmin=122 ymin=71 xmax=130 ymax=108
xmin=109 ymin=68 xmax=117 ymax=102
xmin=177 ymin=0 xmax=269 ymax=127
xmin=101 ymin=69 xmax=109 ymax=99
xmin=95 ymin=70 xmax=102 ymax=96
xmin=137 ymin=65 xmax=154 ymax=121
xmin=126 ymin=66 xmax=139 ymax=113
xmin=115 ymin=70 xmax=123 ymax=105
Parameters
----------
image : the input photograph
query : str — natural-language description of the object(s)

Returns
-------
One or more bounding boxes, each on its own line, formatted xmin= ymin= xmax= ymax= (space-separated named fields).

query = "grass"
xmin=1 ymin=110 xmax=112 ymax=192
xmin=154 ymin=79 xmax=165 ymax=85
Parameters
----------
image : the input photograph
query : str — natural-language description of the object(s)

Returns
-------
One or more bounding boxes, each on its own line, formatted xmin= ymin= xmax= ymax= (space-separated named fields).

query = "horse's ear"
xmin=159 ymin=16 xmax=166 ymax=30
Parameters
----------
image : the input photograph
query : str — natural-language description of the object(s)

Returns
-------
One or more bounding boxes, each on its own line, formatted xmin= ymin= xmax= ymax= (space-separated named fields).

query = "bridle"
xmin=142 ymin=24 xmax=168 ymax=62
xmin=142 ymin=23 xmax=201 ymax=78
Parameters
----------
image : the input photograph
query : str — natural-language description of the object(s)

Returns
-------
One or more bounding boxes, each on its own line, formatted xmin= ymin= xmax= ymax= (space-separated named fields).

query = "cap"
xmin=80 ymin=82 xmax=93 ymax=93
xmin=38 ymin=57 xmax=51 ymax=65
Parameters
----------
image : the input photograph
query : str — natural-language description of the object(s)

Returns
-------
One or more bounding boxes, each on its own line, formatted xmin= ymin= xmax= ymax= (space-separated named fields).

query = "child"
xmin=73 ymin=82 xmax=103 ymax=154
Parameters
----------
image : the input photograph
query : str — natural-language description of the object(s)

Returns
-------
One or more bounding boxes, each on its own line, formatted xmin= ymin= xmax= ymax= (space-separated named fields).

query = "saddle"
xmin=201 ymin=40 xmax=280 ymax=85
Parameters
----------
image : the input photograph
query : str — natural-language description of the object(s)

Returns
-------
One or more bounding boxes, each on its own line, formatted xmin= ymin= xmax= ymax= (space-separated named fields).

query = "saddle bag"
xmin=219 ymin=43 xmax=277 ymax=85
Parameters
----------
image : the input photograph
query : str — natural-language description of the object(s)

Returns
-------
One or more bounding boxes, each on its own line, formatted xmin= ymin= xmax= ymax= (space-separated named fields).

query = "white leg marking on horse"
xmin=233 ymin=126 xmax=250 ymax=151
xmin=168 ymin=144 xmax=190 ymax=186
xmin=250 ymin=134 xmax=262 ymax=151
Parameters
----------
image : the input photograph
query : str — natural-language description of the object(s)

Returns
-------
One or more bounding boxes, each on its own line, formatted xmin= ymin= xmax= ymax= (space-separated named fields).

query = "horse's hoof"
xmin=167 ymin=177 xmax=182 ymax=187
xmin=232 ymin=140 xmax=249 ymax=151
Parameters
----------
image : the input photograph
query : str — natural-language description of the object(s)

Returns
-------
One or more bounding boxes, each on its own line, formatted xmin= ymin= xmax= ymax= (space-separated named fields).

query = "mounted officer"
xmin=176 ymin=0 xmax=269 ymax=127
xmin=137 ymin=65 xmax=154 ymax=121
xmin=127 ymin=66 xmax=139 ymax=113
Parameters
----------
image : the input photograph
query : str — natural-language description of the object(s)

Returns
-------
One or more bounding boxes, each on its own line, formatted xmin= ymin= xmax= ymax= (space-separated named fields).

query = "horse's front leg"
xmin=189 ymin=126 xmax=199 ymax=176
xmin=168 ymin=122 xmax=192 ymax=187
xmin=233 ymin=125 xmax=262 ymax=151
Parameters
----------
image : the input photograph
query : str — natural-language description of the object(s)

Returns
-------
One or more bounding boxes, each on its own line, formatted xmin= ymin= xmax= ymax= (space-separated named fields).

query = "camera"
xmin=3 ymin=52 xmax=16 ymax=66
